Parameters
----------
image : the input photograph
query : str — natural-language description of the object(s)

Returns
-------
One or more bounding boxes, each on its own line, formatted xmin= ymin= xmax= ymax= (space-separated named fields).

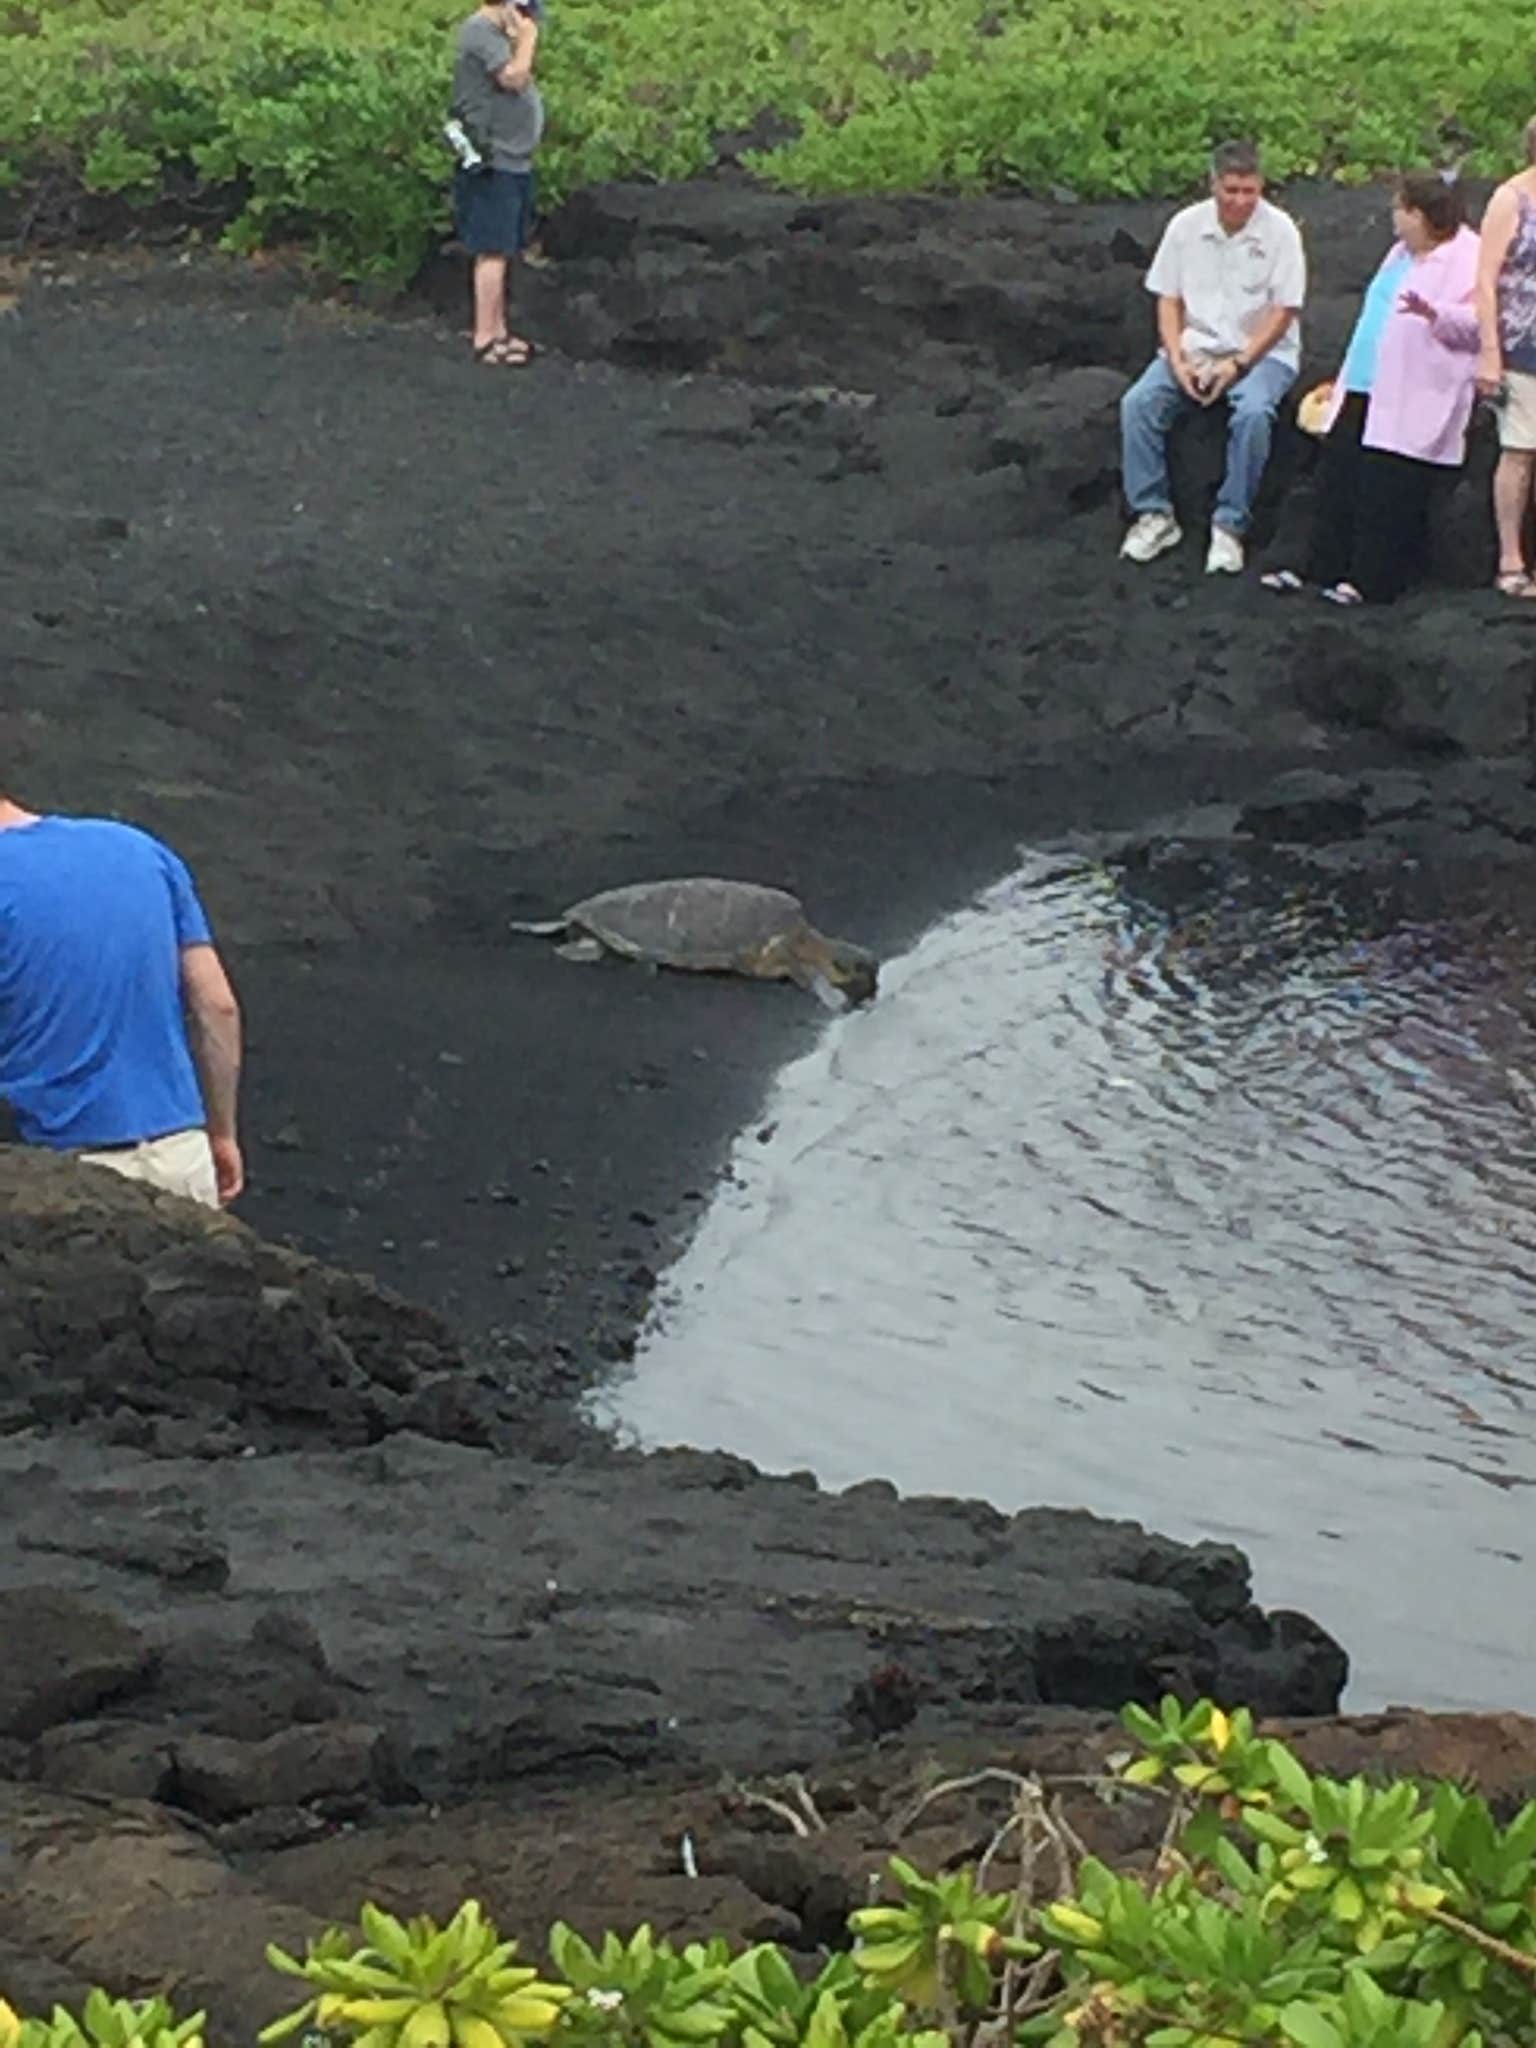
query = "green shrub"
xmin=1 ymin=1995 xmax=205 ymax=2048
xmin=1 ymin=0 xmax=1535 ymax=281
xmin=260 ymin=1899 xmax=571 ymax=2048
xmin=6 ymin=1702 xmax=1535 ymax=2048
xmin=1016 ymin=1697 xmax=1536 ymax=2044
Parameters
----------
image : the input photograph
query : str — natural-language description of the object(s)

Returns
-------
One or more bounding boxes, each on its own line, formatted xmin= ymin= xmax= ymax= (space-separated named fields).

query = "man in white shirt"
xmin=1119 ymin=141 xmax=1307 ymax=574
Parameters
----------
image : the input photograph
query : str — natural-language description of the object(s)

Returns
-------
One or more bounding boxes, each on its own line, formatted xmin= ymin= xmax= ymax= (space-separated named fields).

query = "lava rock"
xmin=20 ymin=1517 xmax=229 ymax=1590
xmin=1215 ymin=1607 xmax=1352 ymax=1719
xmin=168 ymin=1721 xmax=387 ymax=1820
xmin=31 ymin=1720 xmax=175 ymax=1801
xmin=0 ymin=1148 xmax=463 ymax=1451
xmin=0 ymin=1590 xmax=157 ymax=1739
xmin=979 ymin=365 xmax=1129 ymax=524
xmin=1238 ymin=770 xmax=1369 ymax=843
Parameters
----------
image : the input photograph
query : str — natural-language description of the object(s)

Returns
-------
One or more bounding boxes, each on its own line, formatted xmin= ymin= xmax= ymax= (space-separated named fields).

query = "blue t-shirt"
xmin=1339 ymin=251 xmax=1414 ymax=394
xmin=0 ymin=817 xmax=213 ymax=1148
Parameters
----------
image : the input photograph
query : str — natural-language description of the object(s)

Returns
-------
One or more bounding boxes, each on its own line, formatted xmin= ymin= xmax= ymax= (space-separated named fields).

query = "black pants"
xmin=1304 ymin=392 xmax=1442 ymax=603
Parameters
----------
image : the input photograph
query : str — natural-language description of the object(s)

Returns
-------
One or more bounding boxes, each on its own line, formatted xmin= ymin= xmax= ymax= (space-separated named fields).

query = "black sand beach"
xmin=6 ymin=180 xmax=1533 ymax=1369
xmin=2 ymin=179 xmax=1534 ymax=2030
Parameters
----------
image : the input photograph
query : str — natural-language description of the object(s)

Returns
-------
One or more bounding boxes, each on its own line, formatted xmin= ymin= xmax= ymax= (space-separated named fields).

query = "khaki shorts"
xmin=1499 ymin=367 xmax=1536 ymax=451
xmin=77 ymin=1126 xmax=219 ymax=1208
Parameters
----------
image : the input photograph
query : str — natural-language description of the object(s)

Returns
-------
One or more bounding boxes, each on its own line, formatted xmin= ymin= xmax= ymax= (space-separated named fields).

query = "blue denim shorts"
xmin=454 ymin=167 xmax=536 ymax=256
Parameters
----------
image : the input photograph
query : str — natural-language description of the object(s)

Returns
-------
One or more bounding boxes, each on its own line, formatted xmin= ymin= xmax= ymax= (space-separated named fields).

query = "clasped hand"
xmin=1179 ymin=354 xmax=1240 ymax=405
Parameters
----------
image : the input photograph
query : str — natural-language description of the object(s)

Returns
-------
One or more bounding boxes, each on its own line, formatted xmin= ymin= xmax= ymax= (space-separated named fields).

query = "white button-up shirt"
xmin=1145 ymin=197 xmax=1306 ymax=371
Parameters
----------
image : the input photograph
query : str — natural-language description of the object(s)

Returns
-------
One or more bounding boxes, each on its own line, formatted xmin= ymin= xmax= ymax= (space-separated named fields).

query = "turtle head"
xmin=774 ymin=927 xmax=879 ymax=1008
xmin=814 ymin=938 xmax=880 ymax=1009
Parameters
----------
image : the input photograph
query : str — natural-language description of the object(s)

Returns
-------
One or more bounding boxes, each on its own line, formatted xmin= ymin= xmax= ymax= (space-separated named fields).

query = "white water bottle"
xmin=443 ymin=119 xmax=485 ymax=171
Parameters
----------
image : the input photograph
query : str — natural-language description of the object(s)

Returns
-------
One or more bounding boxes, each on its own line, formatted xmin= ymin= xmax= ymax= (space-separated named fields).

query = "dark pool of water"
xmin=605 ymin=847 xmax=1536 ymax=1711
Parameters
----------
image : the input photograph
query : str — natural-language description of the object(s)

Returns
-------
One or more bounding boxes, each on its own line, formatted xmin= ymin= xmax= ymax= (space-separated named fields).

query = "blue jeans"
xmin=1120 ymin=353 xmax=1297 ymax=537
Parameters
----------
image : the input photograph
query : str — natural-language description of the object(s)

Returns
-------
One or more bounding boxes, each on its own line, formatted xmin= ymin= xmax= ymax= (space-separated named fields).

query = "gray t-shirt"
xmin=452 ymin=11 xmax=545 ymax=172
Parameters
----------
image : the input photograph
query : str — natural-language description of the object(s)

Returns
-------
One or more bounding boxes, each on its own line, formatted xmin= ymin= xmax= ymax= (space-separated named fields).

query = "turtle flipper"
xmin=508 ymin=917 xmax=570 ymax=937
xmin=555 ymin=936 xmax=606 ymax=963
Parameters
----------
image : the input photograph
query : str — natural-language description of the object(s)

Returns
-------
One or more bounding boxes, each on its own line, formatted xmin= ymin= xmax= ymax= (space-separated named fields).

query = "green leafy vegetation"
xmin=1 ymin=1995 xmax=206 ymax=2048
xmin=3 ymin=1701 xmax=1534 ymax=2048
xmin=3 ymin=0 xmax=1536 ymax=280
xmin=2 ymin=0 xmax=1535 ymax=280
xmin=259 ymin=1900 xmax=571 ymax=2048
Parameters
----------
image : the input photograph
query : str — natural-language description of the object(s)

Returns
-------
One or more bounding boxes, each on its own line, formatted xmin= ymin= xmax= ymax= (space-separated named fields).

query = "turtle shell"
xmin=567 ymin=878 xmax=807 ymax=970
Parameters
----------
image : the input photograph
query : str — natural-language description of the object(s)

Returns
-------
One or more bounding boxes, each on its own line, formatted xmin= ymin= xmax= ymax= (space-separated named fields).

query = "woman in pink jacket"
xmin=1262 ymin=174 xmax=1480 ymax=605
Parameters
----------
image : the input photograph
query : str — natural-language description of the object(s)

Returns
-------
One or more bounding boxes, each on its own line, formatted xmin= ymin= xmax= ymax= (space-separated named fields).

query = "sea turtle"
xmin=509 ymin=878 xmax=879 ymax=1009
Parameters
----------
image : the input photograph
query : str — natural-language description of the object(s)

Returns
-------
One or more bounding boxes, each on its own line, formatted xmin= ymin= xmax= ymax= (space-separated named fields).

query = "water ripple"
xmin=606 ymin=850 xmax=1536 ymax=1710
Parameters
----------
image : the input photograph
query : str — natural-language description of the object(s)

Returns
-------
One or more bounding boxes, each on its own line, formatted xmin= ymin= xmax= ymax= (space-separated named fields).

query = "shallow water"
xmin=605 ymin=848 xmax=1536 ymax=1712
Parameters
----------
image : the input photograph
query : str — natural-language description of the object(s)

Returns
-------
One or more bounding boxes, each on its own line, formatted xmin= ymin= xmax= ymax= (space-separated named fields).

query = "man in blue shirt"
xmin=0 ymin=795 xmax=243 ymax=1207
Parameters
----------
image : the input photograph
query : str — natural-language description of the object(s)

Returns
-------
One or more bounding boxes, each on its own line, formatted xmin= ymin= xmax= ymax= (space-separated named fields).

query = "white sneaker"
xmin=1205 ymin=526 xmax=1245 ymax=574
xmin=1120 ymin=512 xmax=1182 ymax=563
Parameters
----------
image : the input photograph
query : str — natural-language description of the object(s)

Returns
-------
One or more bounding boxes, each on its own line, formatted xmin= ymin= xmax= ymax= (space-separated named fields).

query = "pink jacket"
xmin=1324 ymin=226 xmax=1481 ymax=466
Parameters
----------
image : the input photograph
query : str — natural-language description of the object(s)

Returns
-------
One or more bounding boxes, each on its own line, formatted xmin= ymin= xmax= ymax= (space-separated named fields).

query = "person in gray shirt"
xmin=451 ymin=0 xmax=545 ymax=366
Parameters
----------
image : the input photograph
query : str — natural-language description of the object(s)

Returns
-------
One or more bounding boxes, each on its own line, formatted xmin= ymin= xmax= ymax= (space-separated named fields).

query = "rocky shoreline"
xmin=10 ymin=1152 xmax=1531 ymax=2039
xmin=0 ymin=1157 xmax=1365 ymax=2030
xmin=0 ymin=1151 xmax=1350 ymax=1759
xmin=7 ymin=1683 xmax=1535 ymax=2041
xmin=2 ymin=175 xmax=1534 ymax=2030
